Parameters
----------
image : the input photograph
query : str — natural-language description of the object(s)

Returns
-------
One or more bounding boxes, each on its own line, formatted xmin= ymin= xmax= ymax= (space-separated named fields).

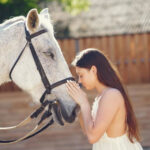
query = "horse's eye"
xmin=43 ymin=51 xmax=54 ymax=60
xmin=50 ymin=52 xmax=54 ymax=59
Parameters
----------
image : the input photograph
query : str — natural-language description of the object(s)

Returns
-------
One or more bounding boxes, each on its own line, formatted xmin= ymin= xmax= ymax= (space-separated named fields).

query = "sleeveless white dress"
xmin=91 ymin=95 xmax=143 ymax=150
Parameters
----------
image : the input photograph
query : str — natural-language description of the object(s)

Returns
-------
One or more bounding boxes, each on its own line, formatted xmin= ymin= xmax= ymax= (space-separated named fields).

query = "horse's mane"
xmin=0 ymin=16 xmax=25 ymax=29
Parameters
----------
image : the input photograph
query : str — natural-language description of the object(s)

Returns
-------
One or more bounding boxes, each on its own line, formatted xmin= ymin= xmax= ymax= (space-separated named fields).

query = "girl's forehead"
xmin=75 ymin=67 xmax=88 ymax=74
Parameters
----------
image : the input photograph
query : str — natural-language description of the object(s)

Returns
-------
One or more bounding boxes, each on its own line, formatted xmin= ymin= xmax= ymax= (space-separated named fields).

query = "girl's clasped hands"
xmin=66 ymin=80 xmax=88 ymax=106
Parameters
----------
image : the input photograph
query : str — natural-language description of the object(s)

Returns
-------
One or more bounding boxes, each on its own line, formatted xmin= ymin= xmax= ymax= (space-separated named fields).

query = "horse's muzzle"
xmin=58 ymin=101 xmax=79 ymax=123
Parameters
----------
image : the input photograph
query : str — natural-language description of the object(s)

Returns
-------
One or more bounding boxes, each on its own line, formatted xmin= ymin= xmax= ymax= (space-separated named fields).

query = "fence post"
xmin=75 ymin=39 xmax=80 ymax=54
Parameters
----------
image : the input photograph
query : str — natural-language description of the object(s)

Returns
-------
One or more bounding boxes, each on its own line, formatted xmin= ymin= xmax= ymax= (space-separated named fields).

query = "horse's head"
xmin=7 ymin=8 xmax=78 ymax=124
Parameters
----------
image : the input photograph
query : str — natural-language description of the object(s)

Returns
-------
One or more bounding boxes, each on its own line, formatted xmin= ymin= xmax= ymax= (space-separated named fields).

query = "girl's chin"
xmin=85 ymin=86 xmax=93 ymax=90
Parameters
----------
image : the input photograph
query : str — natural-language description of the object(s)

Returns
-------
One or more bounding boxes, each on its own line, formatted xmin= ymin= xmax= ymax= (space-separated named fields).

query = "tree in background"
xmin=0 ymin=0 xmax=90 ymax=22
xmin=57 ymin=0 xmax=89 ymax=16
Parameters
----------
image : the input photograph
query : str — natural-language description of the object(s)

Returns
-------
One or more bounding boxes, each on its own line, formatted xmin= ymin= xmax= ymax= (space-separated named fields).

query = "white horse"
xmin=0 ymin=8 xmax=77 ymax=125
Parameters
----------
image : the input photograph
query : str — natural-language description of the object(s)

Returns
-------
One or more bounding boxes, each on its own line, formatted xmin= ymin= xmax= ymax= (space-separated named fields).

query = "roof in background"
xmin=44 ymin=0 xmax=150 ymax=38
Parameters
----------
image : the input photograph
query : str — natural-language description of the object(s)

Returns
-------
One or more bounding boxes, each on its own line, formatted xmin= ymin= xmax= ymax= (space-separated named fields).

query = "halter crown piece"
xmin=0 ymin=24 xmax=75 ymax=144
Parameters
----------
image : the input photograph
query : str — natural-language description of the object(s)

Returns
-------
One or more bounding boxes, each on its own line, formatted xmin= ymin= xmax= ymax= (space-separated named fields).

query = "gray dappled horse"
xmin=0 ymin=8 xmax=78 ymax=144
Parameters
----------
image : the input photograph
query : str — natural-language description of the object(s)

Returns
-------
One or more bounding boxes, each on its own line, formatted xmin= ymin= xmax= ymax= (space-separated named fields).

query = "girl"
xmin=66 ymin=48 xmax=143 ymax=150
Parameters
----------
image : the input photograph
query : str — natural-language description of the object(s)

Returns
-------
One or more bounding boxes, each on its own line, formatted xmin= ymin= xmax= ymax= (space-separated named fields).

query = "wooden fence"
xmin=0 ymin=33 xmax=150 ymax=92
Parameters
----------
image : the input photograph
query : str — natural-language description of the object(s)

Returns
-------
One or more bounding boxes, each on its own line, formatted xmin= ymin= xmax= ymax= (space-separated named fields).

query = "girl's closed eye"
xmin=79 ymin=75 xmax=83 ymax=78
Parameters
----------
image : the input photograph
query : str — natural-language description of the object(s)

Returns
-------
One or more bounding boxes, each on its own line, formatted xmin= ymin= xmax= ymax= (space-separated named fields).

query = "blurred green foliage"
xmin=0 ymin=0 xmax=90 ymax=22
xmin=58 ymin=0 xmax=89 ymax=15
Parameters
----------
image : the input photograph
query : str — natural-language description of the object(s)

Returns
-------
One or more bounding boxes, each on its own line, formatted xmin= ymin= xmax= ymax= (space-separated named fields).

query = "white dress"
xmin=91 ymin=95 xmax=143 ymax=150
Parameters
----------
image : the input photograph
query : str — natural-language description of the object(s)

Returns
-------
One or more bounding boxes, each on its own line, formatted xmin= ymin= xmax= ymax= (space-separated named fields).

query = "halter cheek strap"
xmin=9 ymin=26 xmax=51 ymax=93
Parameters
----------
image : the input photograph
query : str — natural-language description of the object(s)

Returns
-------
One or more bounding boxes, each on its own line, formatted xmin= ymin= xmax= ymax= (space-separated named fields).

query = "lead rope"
xmin=0 ymin=100 xmax=58 ymax=144
xmin=0 ymin=91 xmax=47 ymax=130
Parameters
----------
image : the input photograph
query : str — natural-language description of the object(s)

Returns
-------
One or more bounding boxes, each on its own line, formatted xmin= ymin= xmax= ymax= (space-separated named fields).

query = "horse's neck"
xmin=0 ymin=22 xmax=25 ymax=85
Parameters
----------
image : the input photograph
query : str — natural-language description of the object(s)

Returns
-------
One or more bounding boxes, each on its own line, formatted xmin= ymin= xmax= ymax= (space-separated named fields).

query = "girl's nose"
xmin=78 ymin=83 xmax=83 ymax=88
xmin=78 ymin=78 xmax=81 ymax=83
xmin=77 ymin=78 xmax=83 ymax=88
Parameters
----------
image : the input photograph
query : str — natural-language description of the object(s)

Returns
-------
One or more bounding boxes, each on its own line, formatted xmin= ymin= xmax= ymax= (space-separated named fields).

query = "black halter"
xmin=9 ymin=24 xmax=75 ymax=103
xmin=0 ymin=25 xmax=75 ymax=144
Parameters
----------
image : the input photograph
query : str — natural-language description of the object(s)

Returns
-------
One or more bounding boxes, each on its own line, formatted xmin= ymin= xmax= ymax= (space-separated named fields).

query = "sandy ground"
xmin=0 ymin=83 xmax=150 ymax=150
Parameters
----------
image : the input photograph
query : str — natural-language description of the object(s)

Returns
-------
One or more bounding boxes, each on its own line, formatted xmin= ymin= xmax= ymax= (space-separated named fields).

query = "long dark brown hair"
xmin=72 ymin=48 xmax=141 ymax=143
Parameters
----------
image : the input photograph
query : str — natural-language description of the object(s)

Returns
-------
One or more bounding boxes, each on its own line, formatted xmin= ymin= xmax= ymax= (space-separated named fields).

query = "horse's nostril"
xmin=74 ymin=104 xmax=80 ymax=116
xmin=69 ymin=104 xmax=79 ymax=120
xmin=59 ymin=101 xmax=77 ymax=123
xmin=51 ymin=102 xmax=64 ymax=126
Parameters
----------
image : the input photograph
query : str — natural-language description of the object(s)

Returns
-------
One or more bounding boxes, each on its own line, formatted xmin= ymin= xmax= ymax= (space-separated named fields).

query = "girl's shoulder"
xmin=100 ymin=87 xmax=122 ymax=98
xmin=95 ymin=88 xmax=122 ymax=102
xmin=107 ymin=88 xmax=122 ymax=95
xmin=100 ymin=88 xmax=124 ymax=106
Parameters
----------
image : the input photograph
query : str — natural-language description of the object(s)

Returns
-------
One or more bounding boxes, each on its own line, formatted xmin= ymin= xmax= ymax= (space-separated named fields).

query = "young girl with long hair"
xmin=66 ymin=48 xmax=143 ymax=150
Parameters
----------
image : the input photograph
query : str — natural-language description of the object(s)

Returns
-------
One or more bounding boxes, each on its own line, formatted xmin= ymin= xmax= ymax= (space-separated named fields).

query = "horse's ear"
xmin=26 ymin=9 xmax=40 ymax=33
xmin=40 ymin=8 xmax=51 ymax=20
